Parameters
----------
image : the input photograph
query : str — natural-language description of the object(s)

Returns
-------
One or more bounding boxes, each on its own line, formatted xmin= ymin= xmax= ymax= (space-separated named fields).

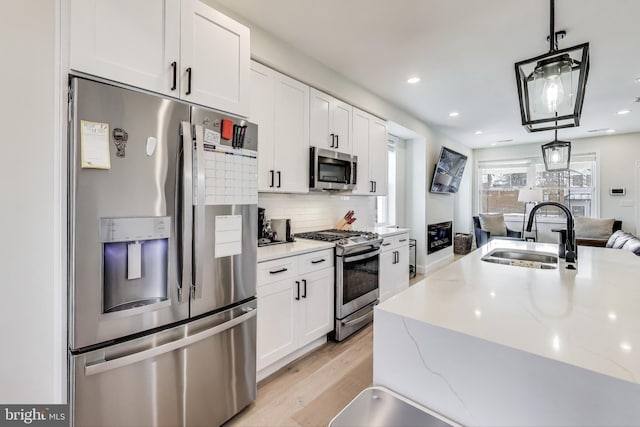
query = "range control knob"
xmin=338 ymin=238 xmax=349 ymax=245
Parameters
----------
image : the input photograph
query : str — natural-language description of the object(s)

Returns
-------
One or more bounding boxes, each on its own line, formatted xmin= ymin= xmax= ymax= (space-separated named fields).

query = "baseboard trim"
xmin=257 ymin=336 xmax=327 ymax=383
xmin=424 ymin=253 xmax=455 ymax=275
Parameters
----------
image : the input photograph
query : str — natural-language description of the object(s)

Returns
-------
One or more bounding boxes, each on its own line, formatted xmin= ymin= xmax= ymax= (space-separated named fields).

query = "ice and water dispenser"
xmin=100 ymin=217 xmax=171 ymax=313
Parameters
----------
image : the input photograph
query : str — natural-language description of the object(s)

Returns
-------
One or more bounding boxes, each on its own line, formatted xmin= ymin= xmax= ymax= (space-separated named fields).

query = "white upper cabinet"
xmin=310 ymin=88 xmax=352 ymax=154
xmin=250 ymin=61 xmax=309 ymax=193
xmin=70 ymin=0 xmax=181 ymax=96
xmin=180 ymin=0 xmax=250 ymax=116
xmin=352 ymin=107 xmax=388 ymax=195
xmin=70 ymin=0 xmax=250 ymax=117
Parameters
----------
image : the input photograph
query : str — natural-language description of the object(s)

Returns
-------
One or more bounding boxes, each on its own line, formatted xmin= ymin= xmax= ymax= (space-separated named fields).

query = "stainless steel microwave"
xmin=309 ymin=147 xmax=357 ymax=191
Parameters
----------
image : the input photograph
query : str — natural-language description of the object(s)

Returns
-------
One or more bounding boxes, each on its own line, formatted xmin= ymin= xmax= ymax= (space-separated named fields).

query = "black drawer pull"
xmin=310 ymin=258 xmax=326 ymax=264
xmin=269 ymin=267 xmax=288 ymax=274
xmin=382 ymin=242 xmax=391 ymax=246
xmin=399 ymin=239 xmax=407 ymax=242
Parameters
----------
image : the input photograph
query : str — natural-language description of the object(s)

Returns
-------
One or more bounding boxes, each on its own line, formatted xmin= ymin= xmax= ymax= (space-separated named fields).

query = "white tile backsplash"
xmin=258 ymin=193 xmax=377 ymax=233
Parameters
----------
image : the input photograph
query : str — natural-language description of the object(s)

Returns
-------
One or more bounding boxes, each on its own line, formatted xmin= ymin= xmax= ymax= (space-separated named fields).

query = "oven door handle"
xmin=341 ymin=303 xmax=378 ymax=328
xmin=343 ymin=249 xmax=381 ymax=263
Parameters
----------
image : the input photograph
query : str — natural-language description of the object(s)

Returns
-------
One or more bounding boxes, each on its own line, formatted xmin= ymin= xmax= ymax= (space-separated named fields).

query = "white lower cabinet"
xmin=256 ymin=249 xmax=334 ymax=372
xmin=379 ymin=233 xmax=410 ymax=301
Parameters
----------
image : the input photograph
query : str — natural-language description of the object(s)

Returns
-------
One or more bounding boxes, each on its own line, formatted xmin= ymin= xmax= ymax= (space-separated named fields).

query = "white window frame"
xmin=476 ymin=153 xmax=599 ymax=223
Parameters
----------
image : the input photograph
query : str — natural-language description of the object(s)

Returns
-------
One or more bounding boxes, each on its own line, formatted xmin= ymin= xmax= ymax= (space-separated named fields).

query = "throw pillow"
xmin=606 ymin=230 xmax=635 ymax=249
xmin=574 ymin=217 xmax=615 ymax=239
xmin=479 ymin=213 xmax=507 ymax=237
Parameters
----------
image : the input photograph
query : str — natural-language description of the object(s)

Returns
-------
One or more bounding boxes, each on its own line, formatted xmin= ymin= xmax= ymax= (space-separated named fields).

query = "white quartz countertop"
xmin=361 ymin=226 xmax=410 ymax=237
xmin=257 ymin=239 xmax=335 ymax=263
xmin=378 ymin=239 xmax=640 ymax=384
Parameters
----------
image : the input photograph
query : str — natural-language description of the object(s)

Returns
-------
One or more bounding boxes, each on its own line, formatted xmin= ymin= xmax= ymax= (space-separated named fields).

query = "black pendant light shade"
xmin=541 ymin=135 xmax=571 ymax=171
xmin=514 ymin=0 xmax=590 ymax=132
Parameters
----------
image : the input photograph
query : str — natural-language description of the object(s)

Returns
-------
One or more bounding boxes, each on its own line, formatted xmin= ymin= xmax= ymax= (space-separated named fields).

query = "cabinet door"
xmin=392 ymin=244 xmax=410 ymax=295
xmin=309 ymin=88 xmax=332 ymax=151
xmin=256 ymin=279 xmax=297 ymax=371
xmin=70 ymin=0 xmax=180 ymax=96
xmin=273 ymin=73 xmax=310 ymax=193
xmin=331 ymin=99 xmax=353 ymax=154
xmin=180 ymin=0 xmax=250 ymax=116
xmin=378 ymin=249 xmax=396 ymax=302
xmin=351 ymin=108 xmax=372 ymax=195
xmin=369 ymin=118 xmax=388 ymax=195
xmin=298 ymin=268 xmax=334 ymax=347
xmin=249 ymin=62 xmax=276 ymax=192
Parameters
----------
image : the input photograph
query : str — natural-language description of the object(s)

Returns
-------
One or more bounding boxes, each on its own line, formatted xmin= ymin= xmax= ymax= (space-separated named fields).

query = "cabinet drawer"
xmin=299 ymin=249 xmax=334 ymax=275
xmin=381 ymin=233 xmax=410 ymax=251
xmin=258 ymin=257 xmax=299 ymax=287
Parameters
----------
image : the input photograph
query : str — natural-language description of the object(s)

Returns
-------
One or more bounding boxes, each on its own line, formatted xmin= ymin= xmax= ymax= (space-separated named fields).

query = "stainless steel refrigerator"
xmin=68 ymin=76 xmax=258 ymax=426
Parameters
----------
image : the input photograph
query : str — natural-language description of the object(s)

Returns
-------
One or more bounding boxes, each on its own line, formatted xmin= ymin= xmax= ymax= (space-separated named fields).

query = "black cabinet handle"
xmin=295 ymin=281 xmax=300 ymax=301
xmin=302 ymin=279 xmax=307 ymax=298
xmin=277 ymin=171 xmax=281 ymax=188
xmin=382 ymin=242 xmax=391 ymax=247
xmin=336 ymin=134 xmax=339 ymax=149
xmin=330 ymin=133 xmax=335 ymax=148
xmin=269 ymin=267 xmax=288 ymax=274
xmin=269 ymin=170 xmax=274 ymax=188
xmin=399 ymin=238 xmax=407 ymax=243
xmin=170 ymin=61 xmax=177 ymax=91
xmin=370 ymin=181 xmax=374 ymax=193
xmin=373 ymin=181 xmax=377 ymax=193
xmin=185 ymin=67 xmax=192 ymax=95
xmin=310 ymin=258 xmax=326 ymax=264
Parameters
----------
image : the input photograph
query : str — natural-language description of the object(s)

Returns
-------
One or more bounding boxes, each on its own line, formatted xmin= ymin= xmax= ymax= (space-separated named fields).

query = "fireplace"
xmin=427 ymin=221 xmax=452 ymax=254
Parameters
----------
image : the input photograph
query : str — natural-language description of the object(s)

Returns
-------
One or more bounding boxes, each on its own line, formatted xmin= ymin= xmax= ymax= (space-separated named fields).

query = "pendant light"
xmin=541 ymin=128 xmax=571 ymax=171
xmin=514 ymin=0 xmax=589 ymax=132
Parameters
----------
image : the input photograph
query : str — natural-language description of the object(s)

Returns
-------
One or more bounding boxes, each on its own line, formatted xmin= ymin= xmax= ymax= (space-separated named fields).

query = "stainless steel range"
xmin=295 ymin=229 xmax=382 ymax=341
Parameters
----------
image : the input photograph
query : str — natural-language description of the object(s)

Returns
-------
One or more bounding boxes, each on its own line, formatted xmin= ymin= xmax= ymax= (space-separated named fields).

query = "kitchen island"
xmin=374 ymin=239 xmax=640 ymax=426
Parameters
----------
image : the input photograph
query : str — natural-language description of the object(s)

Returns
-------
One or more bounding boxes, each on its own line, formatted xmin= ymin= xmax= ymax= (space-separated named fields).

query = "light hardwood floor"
xmin=225 ymin=257 xmax=459 ymax=426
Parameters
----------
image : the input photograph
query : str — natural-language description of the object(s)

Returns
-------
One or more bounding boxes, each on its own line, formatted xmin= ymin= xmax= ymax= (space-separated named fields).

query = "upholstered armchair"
xmin=575 ymin=218 xmax=622 ymax=247
xmin=473 ymin=215 xmax=522 ymax=248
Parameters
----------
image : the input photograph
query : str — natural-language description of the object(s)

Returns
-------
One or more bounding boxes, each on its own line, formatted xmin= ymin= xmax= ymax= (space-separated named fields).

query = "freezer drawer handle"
xmin=84 ymin=309 xmax=256 ymax=377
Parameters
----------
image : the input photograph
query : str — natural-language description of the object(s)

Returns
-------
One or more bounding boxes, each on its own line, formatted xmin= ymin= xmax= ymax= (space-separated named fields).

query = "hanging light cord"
xmin=549 ymin=0 xmax=556 ymax=52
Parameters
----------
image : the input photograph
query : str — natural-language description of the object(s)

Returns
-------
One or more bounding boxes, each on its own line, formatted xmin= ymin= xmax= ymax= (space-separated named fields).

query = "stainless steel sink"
xmin=481 ymin=248 xmax=558 ymax=269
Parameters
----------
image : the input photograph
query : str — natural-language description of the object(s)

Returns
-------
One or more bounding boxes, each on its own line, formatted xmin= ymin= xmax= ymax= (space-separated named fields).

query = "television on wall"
xmin=429 ymin=146 xmax=468 ymax=194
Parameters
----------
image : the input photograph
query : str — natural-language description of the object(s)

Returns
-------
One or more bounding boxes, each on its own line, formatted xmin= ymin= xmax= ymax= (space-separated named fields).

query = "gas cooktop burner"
xmin=294 ymin=229 xmax=380 ymax=245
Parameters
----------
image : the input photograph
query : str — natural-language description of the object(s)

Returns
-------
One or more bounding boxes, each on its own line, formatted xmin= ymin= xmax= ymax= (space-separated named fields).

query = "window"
xmin=478 ymin=153 xmax=597 ymax=218
xmin=376 ymin=137 xmax=397 ymax=225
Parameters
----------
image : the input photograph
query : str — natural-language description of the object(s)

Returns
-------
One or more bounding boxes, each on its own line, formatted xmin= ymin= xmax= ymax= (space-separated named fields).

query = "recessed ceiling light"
xmin=407 ymin=77 xmax=420 ymax=84
xmin=475 ymin=130 xmax=483 ymax=135
xmin=448 ymin=111 xmax=459 ymax=117
xmin=617 ymin=109 xmax=631 ymax=115
xmin=606 ymin=129 xmax=617 ymax=133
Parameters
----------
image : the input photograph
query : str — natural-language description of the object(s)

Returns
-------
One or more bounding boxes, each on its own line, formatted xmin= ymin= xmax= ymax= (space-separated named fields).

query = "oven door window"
xmin=318 ymin=160 xmax=349 ymax=183
xmin=343 ymin=255 xmax=378 ymax=304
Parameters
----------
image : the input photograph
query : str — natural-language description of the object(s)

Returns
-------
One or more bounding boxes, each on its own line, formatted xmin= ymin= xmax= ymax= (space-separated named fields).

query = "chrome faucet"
xmin=526 ymin=202 xmax=577 ymax=267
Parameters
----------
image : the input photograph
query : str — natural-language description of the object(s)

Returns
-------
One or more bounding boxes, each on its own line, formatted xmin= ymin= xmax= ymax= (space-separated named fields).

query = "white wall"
xmin=208 ymin=0 xmax=474 ymax=272
xmin=0 ymin=0 xmax=64 ymax=403
xmin=474 ymin=132 xmax=640 ymax=235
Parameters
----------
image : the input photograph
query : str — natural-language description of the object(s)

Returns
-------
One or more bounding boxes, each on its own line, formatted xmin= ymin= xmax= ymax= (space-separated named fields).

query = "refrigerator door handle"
xmin=84 ymin=308 xmax=256 ymax=376
xmin=179 ymin=122 xmax=194 ymax=303
xmin=193 ymin=124 xmax=206 ymax=300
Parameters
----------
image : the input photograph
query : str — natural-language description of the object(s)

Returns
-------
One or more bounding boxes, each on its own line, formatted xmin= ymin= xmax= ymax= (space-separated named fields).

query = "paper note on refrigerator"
xmin=215 ymin=215 xmax=242 ymax=258
xmin=80 ymin=120 xmax=111 ymax=169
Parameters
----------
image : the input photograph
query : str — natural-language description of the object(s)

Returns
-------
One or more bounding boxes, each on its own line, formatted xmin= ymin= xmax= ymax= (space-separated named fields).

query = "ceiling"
xmin=215 ymin=0 xmax=640 ymax=149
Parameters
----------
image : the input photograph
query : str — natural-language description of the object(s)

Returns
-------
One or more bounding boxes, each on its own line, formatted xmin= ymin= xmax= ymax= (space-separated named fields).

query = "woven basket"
xmin=453 ymin=233 xmax=473 ymax=255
